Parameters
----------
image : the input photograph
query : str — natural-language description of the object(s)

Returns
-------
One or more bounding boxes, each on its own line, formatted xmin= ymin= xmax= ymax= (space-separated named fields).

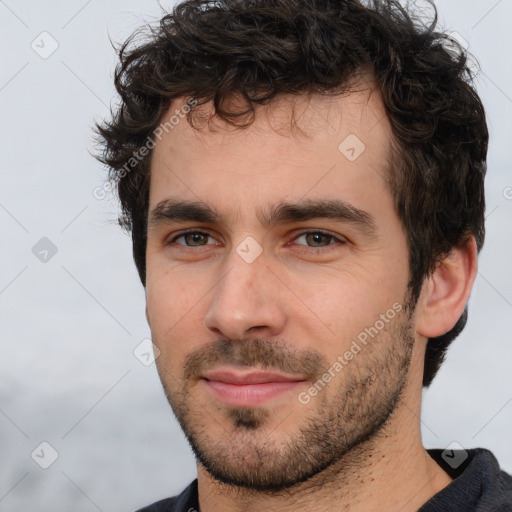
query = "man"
xmin=95 ymin=0 xmax=512 ymax=510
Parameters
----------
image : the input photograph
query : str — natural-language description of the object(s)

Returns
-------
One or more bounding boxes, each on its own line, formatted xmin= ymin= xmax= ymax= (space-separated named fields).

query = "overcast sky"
xmin=1 ymin=1 xmax=511 ymax=511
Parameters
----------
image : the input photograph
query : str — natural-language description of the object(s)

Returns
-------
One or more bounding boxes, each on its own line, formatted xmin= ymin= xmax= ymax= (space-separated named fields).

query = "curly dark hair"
xmin=94 ymin=0 xmax=487 ymax=387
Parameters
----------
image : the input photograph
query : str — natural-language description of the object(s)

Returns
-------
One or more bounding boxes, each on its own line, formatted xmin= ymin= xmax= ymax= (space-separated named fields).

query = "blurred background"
xmin=1 ymin=0 xmax=511 ymax=510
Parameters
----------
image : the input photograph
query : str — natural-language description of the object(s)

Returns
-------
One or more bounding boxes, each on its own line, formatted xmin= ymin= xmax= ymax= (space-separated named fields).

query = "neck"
xmin=196 ymin=388 xmax=452 ymax=511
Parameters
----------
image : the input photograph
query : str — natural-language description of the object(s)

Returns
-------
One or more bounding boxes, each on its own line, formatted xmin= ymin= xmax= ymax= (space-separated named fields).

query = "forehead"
xmin=149 ymin=86 xmax=393 ymax=222
xmin=159 ymin=84 xmax=389 ymax=153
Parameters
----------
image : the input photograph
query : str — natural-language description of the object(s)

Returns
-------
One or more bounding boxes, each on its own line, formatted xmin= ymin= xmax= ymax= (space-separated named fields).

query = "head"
xmin=95 ymin=0 xmax=486 ymax=492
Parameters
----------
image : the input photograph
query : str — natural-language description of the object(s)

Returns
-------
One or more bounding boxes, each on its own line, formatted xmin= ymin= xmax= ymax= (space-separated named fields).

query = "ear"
xmin=416 ymin=236 xmax=478 ymax=339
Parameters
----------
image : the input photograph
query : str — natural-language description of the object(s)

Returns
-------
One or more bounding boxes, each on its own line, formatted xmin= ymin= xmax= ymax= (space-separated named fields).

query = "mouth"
xmin=200 ymin=367 xmax=307 ymax=407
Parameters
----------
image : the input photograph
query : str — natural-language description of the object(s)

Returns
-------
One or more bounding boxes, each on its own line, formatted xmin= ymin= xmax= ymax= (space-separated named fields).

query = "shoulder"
xmin=135 ymin=480 xmax=198 ymax=512
xmin=135 ymin=496 xmax=179 ymax=512
xmin=422 ymin=448 xmax=512 ymax=511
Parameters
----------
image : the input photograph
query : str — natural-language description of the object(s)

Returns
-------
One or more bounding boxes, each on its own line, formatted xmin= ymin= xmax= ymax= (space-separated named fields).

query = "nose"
xmin=203 ymin=248 xmax=287 ymax=341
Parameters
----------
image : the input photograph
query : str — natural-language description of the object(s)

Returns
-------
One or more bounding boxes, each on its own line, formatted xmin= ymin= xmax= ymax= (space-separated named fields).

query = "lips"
xmin=202 ymin=369 xmax=305 ymax=385
xmin=201 ymin=367 xmax=307 ymax=406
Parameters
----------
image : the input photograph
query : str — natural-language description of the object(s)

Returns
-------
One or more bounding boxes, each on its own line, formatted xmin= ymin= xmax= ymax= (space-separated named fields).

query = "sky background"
xmin=1 ymin=0 xmax=511 ymax=511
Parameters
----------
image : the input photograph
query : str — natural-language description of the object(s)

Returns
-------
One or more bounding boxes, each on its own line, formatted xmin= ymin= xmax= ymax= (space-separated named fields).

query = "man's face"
xmin=145 ymin=88 xmax=416 ymax=491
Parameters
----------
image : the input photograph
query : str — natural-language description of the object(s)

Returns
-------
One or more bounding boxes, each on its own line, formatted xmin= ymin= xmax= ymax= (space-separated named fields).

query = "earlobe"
xmin=416 ymin=236 xmax=478 ymax=339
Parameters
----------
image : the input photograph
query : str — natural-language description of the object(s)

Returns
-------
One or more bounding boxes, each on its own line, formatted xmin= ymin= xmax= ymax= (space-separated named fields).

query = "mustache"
xmin=183 ymin=338 xmax=328 ymax=381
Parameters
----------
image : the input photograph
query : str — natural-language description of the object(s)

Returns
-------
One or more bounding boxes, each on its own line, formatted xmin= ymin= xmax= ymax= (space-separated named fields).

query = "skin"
xmin=145 ymin=84 xmax=478 ymax=511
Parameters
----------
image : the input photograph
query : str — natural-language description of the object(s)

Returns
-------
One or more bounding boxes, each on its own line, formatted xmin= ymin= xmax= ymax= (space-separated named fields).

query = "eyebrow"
xmin=148 ymin=198 xmax=378 ymax=238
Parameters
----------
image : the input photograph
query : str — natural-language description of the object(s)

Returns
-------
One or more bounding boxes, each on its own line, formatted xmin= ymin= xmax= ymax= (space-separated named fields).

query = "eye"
xmin=167 ymin=229 xmax=345 ymax=251
xmin=293 ymin=230 xmax=346 ymax=249
xmin=170 ymin=231 xmax=217 ymax=247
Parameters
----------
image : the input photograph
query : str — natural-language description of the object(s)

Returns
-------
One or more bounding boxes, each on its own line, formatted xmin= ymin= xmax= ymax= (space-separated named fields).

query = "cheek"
xmin=145 ymin=270 xmax=207 ymax=359
xmin=146 ymin=259 xmax=205 ymax=319
xmin=293 ymin=263 xmax=404 ymax=346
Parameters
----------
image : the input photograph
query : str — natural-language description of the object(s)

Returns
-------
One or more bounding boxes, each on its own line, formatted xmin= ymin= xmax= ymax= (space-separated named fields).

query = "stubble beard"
xmin=156 ymin=306 xmax=415 ymax=493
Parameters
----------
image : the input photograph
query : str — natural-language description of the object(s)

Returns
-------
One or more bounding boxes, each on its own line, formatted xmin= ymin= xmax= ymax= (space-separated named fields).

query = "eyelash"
xmin=168 ymin=229 xmax=346 ymax=252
